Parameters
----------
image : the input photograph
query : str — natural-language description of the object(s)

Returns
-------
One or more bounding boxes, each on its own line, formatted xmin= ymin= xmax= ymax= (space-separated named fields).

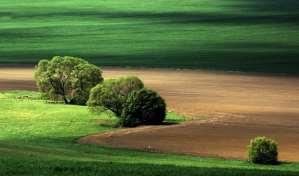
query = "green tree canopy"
xmin=87 ymin=76 xmax=144 ymax=116
xmin=34 ymin=56 xmax=103 ymax=105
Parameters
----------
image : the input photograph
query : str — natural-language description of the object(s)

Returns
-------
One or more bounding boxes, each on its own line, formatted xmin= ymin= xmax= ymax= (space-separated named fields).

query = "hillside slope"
xmin=0 ymin=0 xmax=299 ymax=73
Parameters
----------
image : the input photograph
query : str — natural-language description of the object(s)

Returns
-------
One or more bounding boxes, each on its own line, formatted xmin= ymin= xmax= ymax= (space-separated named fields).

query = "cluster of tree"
xmin=88 ymin=77 xmax=166 ymax=127
xmin=35 ymin=56 xmax=166 ymax=127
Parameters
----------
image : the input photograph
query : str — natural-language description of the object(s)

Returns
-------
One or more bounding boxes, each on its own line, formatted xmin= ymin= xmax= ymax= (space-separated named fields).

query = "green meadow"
xmin=0 ymin=91 xmax=299 ymax=176
xmin=0 ymin=0 xmax=299 ymax=73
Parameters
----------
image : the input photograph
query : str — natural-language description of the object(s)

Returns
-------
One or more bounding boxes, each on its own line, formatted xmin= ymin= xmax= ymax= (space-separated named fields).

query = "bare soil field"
xmin=1 ymin=67 xmax=299 ymax=161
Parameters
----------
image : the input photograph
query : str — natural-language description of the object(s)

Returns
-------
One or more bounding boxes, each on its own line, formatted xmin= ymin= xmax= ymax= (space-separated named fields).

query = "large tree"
xmin=87 ymin=76 xmax=144 ymax=116
xmin=34 ymin=56 xmax=103 ymax=105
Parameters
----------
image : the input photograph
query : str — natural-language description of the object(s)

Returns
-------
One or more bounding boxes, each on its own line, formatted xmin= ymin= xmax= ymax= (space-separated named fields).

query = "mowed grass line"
xmin=0 ymin=91 xmax=299 ymax=176
xmin=0 ymin=0 xmax=299 ymax=74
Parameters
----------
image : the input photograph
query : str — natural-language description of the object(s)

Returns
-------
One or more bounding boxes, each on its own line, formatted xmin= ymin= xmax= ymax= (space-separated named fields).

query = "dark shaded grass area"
xmin=2 ymin=49 xmax=299 ymax=74
xmin=2 ymin=159 xmax=298 ymax=176
xmin=2 ymin=11 xmax=299 ymax=25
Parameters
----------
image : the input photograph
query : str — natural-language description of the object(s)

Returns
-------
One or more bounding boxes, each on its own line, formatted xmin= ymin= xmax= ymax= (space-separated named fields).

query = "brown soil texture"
xmin=1 ymin=67 xmax=299 ymax=161
xmin=0 ymin=68 xmax=36 ymax=90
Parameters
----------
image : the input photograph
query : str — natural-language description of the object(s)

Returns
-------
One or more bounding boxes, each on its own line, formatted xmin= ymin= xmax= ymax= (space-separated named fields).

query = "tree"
xmin=121 ymin=88 xmax=166 ymax=125
xmin=248 ymin=136 xmax=278 ymax=164
xmin=87 ymin=76 xmax=144 ymax=116
xmin=34 ymin=56 xmax=103 ymax=105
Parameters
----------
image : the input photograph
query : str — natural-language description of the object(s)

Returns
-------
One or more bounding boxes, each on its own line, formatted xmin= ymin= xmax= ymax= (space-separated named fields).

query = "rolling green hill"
xmin=1 ymin=91 xmax=299 ymax=176
xmin=0 ymin=0 xmax=299 ymax=74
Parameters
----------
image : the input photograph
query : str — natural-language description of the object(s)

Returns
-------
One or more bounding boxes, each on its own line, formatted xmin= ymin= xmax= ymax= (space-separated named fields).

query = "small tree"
xmin=248 ymin=136 xmax=278 ymax=164
xmin=34 ymin=56 xmax=103 ymax=105
xmin=87 ymin=76 xmax=144 ymax=116
xmin=121 ymin=88 xmax=166 ymax=126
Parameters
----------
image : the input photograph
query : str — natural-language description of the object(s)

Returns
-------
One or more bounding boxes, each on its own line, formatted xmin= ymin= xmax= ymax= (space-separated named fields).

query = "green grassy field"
xmin=1 ymin=0 xmax=299 ymax=74
xmin=1 ymin=91 xmax=299 ymax=176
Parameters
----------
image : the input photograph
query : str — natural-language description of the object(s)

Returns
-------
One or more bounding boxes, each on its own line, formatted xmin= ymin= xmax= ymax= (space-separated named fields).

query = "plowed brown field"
xmin=1 ymin=67 xmax=299 ymax=161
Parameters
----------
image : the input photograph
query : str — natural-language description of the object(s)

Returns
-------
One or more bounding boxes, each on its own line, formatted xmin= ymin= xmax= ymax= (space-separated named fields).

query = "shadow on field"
xmin=2 ymin=0 xmax=299 ymax=25
xmin=3 ymin=161 xmax=298 ymax=176
xmin=231 ymin=0 xmax=299 ymax=13
xmin=1 ymin=44 xmax=299 ymax=74
xmin=5 ymin=11 xmax=299 ymax=26
xmin=86 ymin=48 xmax=299 ymax=74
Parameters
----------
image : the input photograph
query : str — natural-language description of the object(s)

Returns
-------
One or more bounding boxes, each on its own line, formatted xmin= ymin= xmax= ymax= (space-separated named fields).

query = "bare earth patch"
xmin=1 ymin=67 xmax=299 ymax=161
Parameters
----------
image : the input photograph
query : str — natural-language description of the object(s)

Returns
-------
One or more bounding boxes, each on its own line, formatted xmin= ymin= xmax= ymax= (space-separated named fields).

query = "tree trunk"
xmin=63 ymin=96 xmax=69 ymax=104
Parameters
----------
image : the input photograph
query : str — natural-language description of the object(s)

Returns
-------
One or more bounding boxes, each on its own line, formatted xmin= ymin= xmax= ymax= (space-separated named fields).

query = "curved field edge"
xmin=1 ymin=0 xmax=299 ymax=74
xmin=0 ymin=91 xmax=299 ymax=176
